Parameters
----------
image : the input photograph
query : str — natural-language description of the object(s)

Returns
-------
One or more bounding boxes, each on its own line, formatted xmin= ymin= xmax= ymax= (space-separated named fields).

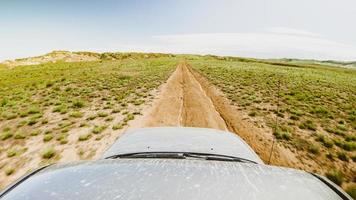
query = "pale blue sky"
xmin=1 ymin=0 xmax=356 ymax=61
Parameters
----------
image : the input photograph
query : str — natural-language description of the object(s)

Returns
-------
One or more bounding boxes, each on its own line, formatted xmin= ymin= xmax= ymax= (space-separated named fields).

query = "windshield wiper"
xmin=182 ymin=152 xmax=257 ymax=164
xmin=108 ymin=152 xmax=185 ymax=159
xmin=106 ymin=152 xmax=257 ymax=164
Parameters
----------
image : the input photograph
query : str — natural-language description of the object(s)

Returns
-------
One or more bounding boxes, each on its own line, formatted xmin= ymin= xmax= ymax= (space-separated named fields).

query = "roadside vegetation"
xmin=190 ymin=55 xmax=356 ymax=189
xmin=0 ymin=53 xmax=177 ymax=188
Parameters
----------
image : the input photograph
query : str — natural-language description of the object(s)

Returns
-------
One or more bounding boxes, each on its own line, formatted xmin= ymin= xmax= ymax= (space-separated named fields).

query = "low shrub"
xmin=105 ymin=116 xmax=114 ymax=122
xmin=308 ymin=144 xmax=320 ymax=154
xmin=14 ymin=131 xmax=26 ymax=139
xmin=42 ymin=147 xmax=56 ymax=159
xmin=7 ymin=149 xmax=17 ymax=157
xmin=78 ymin=133 xmax=91 ymax=141
xmin=0 ymin=131 xmax=13 ymax=140
xmin=299 ymin=120 xmax=317 ymax=131
xmin=124 ymin=113 xmax=134 ymax=122
xmin=43 ymin=133 xmax=53 ymax=142
xmin=92 ymin=125 xmax=107 ymax=134
xmin=28 ymin=106 xmax=41 ymax=114
xmin=325 ymin=169 xmax=343 ymax=186
xmin=346 ymin=185 xmax=356 ymax=199
xmin=316 ymin=134 xmax=333 ymax=148
xmin=337 ymin=151 xmax=348 ymax=161
xmin=5 ymin=167 xmax=15 ymax=176
xmin=97 ymin=112 xmax=108 ymax=118
xmin=248 ymin=111 xmax=257 ymax=117
xmin=30 ymin=130 xmax=41 ymax=136
xmin=341 ymin=141 xmax=356 ymax=151
xmin=69 ymin=111 xmax=83 ymax=118
xmin=112 ymin=123 xmax=123 ymax=130
xmin=87 ymin=115 xmax=97 ymax=120
xmin=72 ymin=99 xmax=85 ymax=108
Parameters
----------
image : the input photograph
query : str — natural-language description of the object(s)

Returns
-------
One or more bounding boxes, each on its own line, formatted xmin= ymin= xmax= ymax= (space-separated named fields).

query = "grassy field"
xmin=0 ymin=52 xmax=355 ymax=196
xmin=189 ymin=56 xmax=355 ymax=191
xmin=0 ymin=55 xmax=177 ymax=188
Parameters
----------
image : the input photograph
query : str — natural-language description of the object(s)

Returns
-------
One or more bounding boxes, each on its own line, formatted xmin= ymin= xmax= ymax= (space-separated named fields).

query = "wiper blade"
xmin=107 ymin=151 xmax=257 ymax=164
xmin=182 ymin=152 xmax=257 ymax=164
xmin=107 ymin=152 xmax=185 ymax=159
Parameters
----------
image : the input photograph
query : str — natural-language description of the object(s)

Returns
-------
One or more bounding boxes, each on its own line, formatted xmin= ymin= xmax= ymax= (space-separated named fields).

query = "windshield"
xmin=0 ymin=159 xmax=344 ymax=200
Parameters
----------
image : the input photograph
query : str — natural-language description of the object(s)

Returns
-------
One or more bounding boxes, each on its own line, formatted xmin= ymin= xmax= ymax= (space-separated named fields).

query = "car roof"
xmin=0 ymin=159 xmax=347 ymax=200
xmin=102 ymin=127 xmax=263 ymax=164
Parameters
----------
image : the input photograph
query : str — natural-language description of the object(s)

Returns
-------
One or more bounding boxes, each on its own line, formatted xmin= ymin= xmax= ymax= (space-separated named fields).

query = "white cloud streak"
xmin=146 ymin=28 xmax=356 ymax=61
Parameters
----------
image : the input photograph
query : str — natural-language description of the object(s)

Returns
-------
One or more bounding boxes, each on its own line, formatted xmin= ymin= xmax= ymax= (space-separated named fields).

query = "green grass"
xmin=0 ymin=56 xmax=176 ymax=143
xmin=190 ymin=57 xmax=355 ymax=135
xmin=0 ymin=57 xmax=176 ymax=128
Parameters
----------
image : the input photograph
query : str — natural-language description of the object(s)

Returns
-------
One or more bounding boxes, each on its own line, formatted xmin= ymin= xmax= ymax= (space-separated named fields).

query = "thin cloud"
xmin=266 ymin=27 xmax=322 ymax=37
xmin=151 ymin=28 xmax=356 ymax=61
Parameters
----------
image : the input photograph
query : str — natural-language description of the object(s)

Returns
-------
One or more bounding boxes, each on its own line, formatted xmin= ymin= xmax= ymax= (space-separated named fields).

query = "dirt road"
xmin=130 ymin=62 xmax=297 ymax=167
xmin=132 ymin=62 xmax=227 ymax=130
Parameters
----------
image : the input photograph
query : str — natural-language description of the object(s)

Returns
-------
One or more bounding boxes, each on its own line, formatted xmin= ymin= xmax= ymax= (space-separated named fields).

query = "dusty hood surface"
xmin=102 ymin=127 xmax=263 ymax=164
xmin=1 ymin=159 xmax=343 ymax=200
